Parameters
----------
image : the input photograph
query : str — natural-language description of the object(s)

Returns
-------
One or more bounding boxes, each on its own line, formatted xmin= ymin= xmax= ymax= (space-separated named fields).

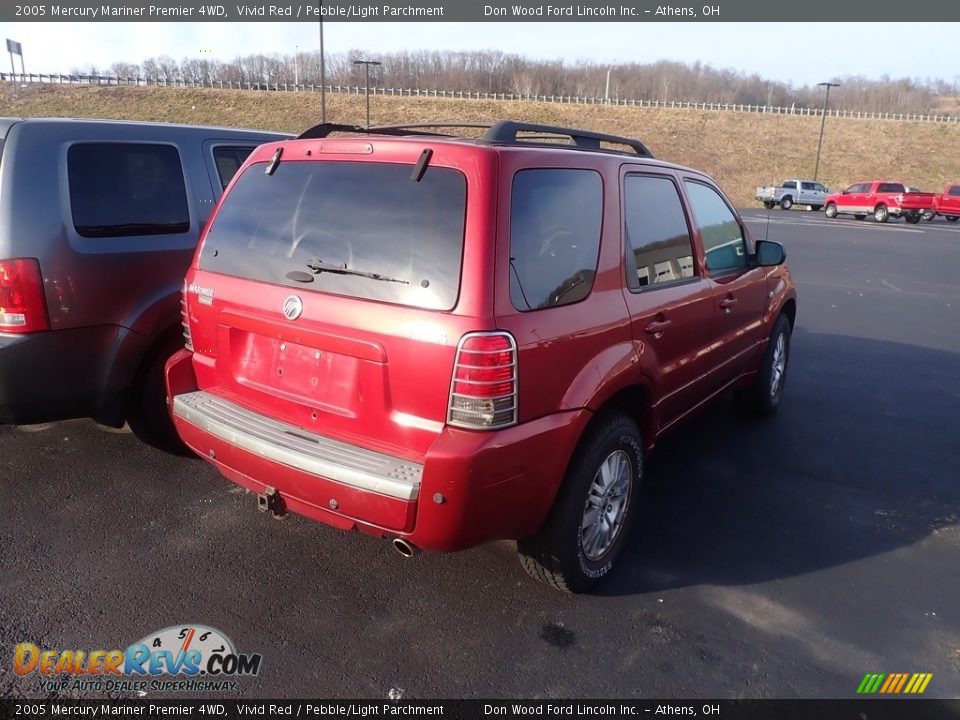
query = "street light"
xmin=813 ymin=81 xmax=840 ymax=181
xmin=319 ymin=19 xmax=326 ymax=121
xmin=353 ymin=59 xmax=381 ymax=128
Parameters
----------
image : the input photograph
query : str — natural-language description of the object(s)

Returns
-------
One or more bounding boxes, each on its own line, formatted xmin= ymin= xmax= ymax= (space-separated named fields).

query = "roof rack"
xmin=295 ymin=120 xmax=653 ymax=158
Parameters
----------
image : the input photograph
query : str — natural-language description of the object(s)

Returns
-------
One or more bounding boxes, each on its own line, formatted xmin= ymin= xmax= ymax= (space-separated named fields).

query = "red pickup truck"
xmin=823 ymin=181 xmax=936 ymax=224
xmin=926 ymin=183 xmax=960 ymax=222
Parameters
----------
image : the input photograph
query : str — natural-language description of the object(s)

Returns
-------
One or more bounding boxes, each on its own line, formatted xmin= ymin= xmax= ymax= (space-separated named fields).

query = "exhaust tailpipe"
xmin=392 ymin=538 xmax=419 ymax=558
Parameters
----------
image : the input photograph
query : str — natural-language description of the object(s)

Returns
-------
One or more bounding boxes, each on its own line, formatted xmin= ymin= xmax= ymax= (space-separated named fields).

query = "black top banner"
xmin=3 ymin=699 xmax=960 ymax=720
xmin=3 ymin=0 xmax=960 ymax=21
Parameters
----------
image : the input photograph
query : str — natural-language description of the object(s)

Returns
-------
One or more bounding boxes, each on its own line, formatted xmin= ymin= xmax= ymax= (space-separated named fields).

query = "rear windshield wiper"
xmin=305 ymin=259 xmax=410 ymax=285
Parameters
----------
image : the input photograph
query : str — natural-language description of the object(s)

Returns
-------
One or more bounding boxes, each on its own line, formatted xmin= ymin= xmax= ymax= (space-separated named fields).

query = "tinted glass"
xmin=800 ymin=182 xmax=814 ymax=190
xmin=783 ymin=181 xmax=797 ymax=189
xmin=814 ymin=184 xmax=827 ymax=193
xmin=509 ymin=169 xmax=602 ymax=311
xmin=200 ymin=160 xmax=466 ymax=311
xmin=624 ymin=175 xmax=695 ymax=289
xmin=213 ymin=146 xmax=255 ymax=189
xmin=68 ymin=143 xmax=189 ymax=238
xmin=684 ymin=181 xmax=747 ymax=274
xmin=949 ymin=186 xmax=960 ymax=197
xmin=878 ymin=183 xmax=905 ymax=193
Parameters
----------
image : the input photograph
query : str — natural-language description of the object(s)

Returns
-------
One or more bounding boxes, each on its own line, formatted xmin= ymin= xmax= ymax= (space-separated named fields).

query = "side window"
xmin=684 ymin=180 xmax=747 ymax=275
xmin=845 ymin=184 xmax=860 ymax=194
xmin=878 ymin=183 xmax=904 ymax=193
xmin=212 ymin=145 xmax=256 ymax=189
xmin=783 ymin=181 xmax=797 ymax=189
xmin=801 ymin=182 xmax=815 ymax=191
xmin=68 ymin=143 xmax=190 ymax=238
xmin=949 ymin=186 xmax=960 ymax=197
xmin=624 ymin=175 xmax=696 ymax=289
xmin=509 ymin=169 xmax=602 ymax=311
xmin=814 ymin=184 xmax=827 ymax=193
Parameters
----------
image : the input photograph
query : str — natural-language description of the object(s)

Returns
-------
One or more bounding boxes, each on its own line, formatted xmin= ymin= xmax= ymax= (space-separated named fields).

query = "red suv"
xmin=166 ymin=121 xmax=797 ymax=592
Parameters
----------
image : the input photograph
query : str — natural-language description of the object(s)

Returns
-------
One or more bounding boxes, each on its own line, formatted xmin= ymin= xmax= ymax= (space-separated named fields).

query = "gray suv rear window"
xmin=68 ymin=143 xmax=190 ymax=238
xmin=200 ymin=160 xmax=467 ymax=311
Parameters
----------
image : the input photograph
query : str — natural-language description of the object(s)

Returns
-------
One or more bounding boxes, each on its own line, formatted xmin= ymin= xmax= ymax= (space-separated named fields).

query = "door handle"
xmin=644 ymin=319 xmax=672 ymax=334
xmin=719 ymin=296 xmax=738 ymax=310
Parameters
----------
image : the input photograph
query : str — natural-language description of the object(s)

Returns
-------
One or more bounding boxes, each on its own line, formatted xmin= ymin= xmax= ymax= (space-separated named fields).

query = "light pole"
xmin=604 ymin=67 xmax=612 ymax=104
xmin=319 ymin=19 xmax=326 ymax=121
xmin=814 ymin=81 xmax=840 ymax=181
xmin=353 ymin=59 xmax=381 ymax=127
xmin=294 ymin=45 xmax=299 ymax=91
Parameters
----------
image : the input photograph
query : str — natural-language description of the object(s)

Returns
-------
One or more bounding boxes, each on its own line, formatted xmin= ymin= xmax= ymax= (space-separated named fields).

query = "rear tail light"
xmin=447 ymin=332 xmax=517 ymax=430
xmin=180 ymin=280 xmax=193 ymax=351
xmin=0 ymin=258 xmax=49 ymax=333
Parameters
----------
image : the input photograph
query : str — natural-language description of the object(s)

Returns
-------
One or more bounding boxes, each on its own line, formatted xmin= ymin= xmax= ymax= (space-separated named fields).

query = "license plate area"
xmin=229 ymin=330 xmax=360 ymax=417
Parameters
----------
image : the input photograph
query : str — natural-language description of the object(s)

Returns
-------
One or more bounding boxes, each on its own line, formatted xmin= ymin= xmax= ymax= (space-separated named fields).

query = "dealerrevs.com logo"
xmin=13 ymin=625 xmax=262 ymax=693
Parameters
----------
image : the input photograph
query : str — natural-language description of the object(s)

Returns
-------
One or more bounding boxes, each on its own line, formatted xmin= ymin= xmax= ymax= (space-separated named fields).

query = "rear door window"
xmin=949 ymin=186 xmax=960 ymax=197
xmin=878 ymin=183 xmax=905 ymax=193
xmin=212 ymin=146 xmax=256 ymax=189
xmin=623 ymin=174 xmax=696 ymax=289
xmin=68 ymin=143 xmax=190 ymax=238
xmin=508 ymin=169 xmax=602 ymax=311
xmin=200 ymin=160 xmax=467 ymax=311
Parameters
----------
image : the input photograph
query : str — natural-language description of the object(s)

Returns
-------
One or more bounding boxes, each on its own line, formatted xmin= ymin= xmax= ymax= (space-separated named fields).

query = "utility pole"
xmin=294 ymin=44 xmax=299 ymax=91
xmin=353 ymin=59 xmax=381 ymax=127
xmin=604 ymin=67 xmax=612 ymax=104
xmin=814 ymin=81 xmax=840 ymax=181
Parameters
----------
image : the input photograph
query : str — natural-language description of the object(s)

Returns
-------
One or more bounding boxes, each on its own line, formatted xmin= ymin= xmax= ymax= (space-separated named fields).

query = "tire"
xmin=824 ymin=203 xmax=838 ymax=219
xmin=854 ymin=214 xmax=867 ymax=220
xmin=922 ymin=210 xmax=935 ymax=221
xmin=874 ymin=205 xmax=889 ymax=223
xmin=736 ymin=313 xmax=792 ymax=417
xmin=763 ymin=201 xmax=775 ymax=210
xmin=127 ymin=339 xmax=194 ymax=455
xmin=809 ymin=205 xmax=822 ymax=212
xmin=905 ymin=214 xmax=921 ymax=225
xmin=780 ymin=196 xmax=793 ymax=210
xmin=947 ymin=216 xmax=959 ymax=222
xmin=518 ymin=413 xmax=643 ymax=594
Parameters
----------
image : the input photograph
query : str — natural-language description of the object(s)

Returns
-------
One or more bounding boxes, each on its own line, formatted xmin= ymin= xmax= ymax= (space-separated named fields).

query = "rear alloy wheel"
xmin=922 ymin=210 xmax=936 ymax=221
xmin=127 ymin=339 xmax=193 ymax=456
xmin=518 ymin=413 xmax=643 ymax=594
xmin=736 ymin=313 xmax=792 ymax=417
xmin=874 ymin=205 xmax=889 ymax=223
xmin=780 ymin=196 xmax=794 ymax=210
xmin=824 ymin=203 xmax=838 ymax=218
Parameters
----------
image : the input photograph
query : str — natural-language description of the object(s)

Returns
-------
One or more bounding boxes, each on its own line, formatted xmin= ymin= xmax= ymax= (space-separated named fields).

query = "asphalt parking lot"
xmin=2 ymin=208 xmax=958 ymax=700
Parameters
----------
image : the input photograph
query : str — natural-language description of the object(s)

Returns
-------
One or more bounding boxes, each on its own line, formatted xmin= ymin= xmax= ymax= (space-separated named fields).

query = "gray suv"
xmin=0 ymin=118 xmax=287 ymax=449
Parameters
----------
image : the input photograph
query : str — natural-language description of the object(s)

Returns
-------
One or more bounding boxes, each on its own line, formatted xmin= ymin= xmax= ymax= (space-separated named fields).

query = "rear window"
xmin=68 ymin=143 xmax=190 ymax=238
xmin=878 ymin=183 xmax=905 ymax=193
xmin=200 ymin=159 xmax=467 ymax=311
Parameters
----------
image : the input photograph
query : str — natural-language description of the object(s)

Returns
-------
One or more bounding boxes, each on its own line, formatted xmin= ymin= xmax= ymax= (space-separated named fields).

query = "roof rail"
xmin=484 ymin=120 xmax=653 ymax=157
xmin=296 ymin=120 xmax=653 ymax=157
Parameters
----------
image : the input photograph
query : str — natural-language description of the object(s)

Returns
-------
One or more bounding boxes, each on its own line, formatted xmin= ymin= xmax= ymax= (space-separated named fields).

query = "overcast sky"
xmin=1 ymin=22 xmax=955 ymax=87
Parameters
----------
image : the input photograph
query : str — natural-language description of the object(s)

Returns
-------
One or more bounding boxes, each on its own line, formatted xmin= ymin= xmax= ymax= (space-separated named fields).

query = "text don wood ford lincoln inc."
xmin=13 ymin=625 xmax=261 ymax=693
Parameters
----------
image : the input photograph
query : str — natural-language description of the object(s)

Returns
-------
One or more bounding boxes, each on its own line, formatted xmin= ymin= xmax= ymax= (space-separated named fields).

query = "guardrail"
xmin=4 ymin=72 xmax=959 ymax=124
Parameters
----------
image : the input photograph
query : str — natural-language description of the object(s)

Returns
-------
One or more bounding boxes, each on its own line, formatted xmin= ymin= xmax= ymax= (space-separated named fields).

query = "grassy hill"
xmin=4 ymin=83 xmax=960 ymax=205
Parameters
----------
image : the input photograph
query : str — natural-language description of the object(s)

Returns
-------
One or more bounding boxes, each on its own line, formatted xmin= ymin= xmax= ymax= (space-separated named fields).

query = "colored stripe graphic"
xmin=857 ymin=673 xmax=932 ymax=694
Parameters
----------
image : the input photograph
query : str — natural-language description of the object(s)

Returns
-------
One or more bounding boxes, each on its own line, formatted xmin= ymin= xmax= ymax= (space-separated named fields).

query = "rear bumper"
xmin=0 ymin=325 xmax=139 ymax=424
xmin=166 ymin=350 xmax=590 ymax=552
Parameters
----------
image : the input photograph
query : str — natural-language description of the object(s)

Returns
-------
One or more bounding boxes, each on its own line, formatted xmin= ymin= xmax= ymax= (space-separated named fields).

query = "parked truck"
xmin=924 ymin=183 xmax=960 ymax=222
xmin=755 ymin=179 xmax=829 ymax=210
xmin=823 ymin=181 xmax=936 ymax=223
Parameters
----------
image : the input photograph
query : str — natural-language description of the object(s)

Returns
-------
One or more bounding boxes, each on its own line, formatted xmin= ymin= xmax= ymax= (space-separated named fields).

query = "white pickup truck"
xmin=756 ymin=179 xmax=830 ymax=210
